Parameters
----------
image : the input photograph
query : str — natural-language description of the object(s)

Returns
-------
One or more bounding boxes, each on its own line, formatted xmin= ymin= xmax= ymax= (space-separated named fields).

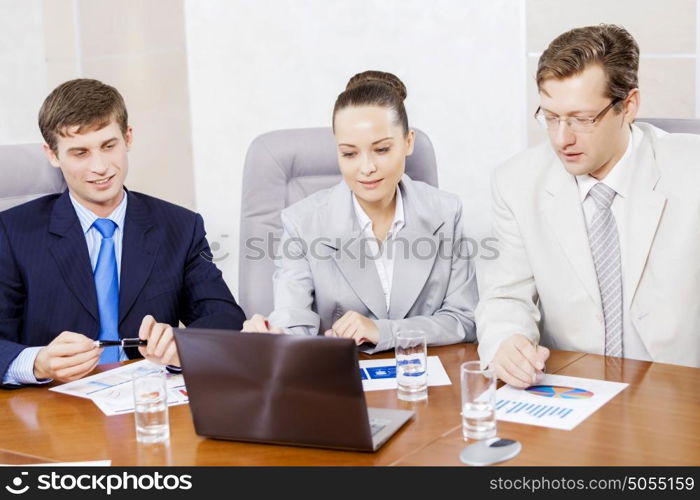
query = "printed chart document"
xmin=495 ymin=374 xmax=628 ymax=430
xmin=50 ymin=360 xmax=188 ymax=416
xmin=359 ymin=356 xmax=451 ymax=391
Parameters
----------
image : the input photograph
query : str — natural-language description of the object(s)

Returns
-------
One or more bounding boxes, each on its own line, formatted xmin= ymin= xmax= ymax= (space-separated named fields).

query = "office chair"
xmin=238 ymin=127 xmax=439 ymax=317
xmin=0 ymin=144 xmax=66 ymax=212
xmin=637 ymin=118 xmax=700 ymax=134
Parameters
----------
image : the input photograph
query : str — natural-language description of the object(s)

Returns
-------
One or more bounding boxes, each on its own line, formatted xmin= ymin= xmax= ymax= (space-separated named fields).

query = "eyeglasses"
xmin=534 ymin=98 xmax=623 ymax=133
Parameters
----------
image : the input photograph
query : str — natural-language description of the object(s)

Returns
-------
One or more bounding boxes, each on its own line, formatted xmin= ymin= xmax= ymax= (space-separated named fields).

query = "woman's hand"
xmin=324 ymin=311 xmax=379 ymax=345
xmin=242 ymin=314 xmax=283 ymax=333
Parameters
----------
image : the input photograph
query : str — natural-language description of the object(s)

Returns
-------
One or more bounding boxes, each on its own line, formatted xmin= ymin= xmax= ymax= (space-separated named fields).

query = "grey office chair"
xmin=637 ymin=118 xmax=700 ymax=134
xmin=238 ymin=127 xmax=439 ymax=317
xmin=0 ymin=144 xmax=66 ymax=212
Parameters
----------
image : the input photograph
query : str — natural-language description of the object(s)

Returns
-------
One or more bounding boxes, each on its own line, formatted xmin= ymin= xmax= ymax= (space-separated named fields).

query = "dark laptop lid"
xmin=173 ymin=328 xmax=375 ymax=451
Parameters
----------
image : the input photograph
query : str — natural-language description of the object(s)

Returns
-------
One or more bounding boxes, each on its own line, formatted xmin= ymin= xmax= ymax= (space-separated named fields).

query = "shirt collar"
xmin=352 ymin=186 xmax=405 ymax=237
xmin=576 ymin=125 xmax=640 ymax=202
xmin=69 ymin=189 xmax=128 ymax=235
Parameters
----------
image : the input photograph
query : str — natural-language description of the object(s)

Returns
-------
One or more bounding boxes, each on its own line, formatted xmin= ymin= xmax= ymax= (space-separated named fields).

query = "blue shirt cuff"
xmin=2 ymin=347 xmax=53 ymax=386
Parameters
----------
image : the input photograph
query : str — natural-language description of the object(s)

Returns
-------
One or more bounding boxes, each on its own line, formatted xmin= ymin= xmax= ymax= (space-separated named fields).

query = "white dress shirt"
xmin=351 ymin=187 xmax=405 ymax=311
xmin=575 ymin=127 xmax=652 ymax=361
xmin=2 ymin=191 xmax=128 ymax=386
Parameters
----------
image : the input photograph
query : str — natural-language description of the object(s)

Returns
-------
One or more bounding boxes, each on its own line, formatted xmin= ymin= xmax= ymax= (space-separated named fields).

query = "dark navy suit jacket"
xmin=0 ymin=189 xmax=246 ymax=381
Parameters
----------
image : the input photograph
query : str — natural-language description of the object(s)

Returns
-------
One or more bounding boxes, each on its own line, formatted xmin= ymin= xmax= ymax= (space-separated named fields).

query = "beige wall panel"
xmin=527 ymin=0 xmax=696 ymax=53
xmin=82 ymin=52 xmax=195 ymax=209
xmin=78 ymin=0 xmax=185 ymax=59
xmin=42 ymin=0 xmax=81 ymax=89
xmin=637 ymin=58 xmax=696 ymax=118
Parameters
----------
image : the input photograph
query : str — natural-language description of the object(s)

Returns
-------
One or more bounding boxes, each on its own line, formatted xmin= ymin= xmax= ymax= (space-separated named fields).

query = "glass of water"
xmin=133 ymin=369 xmax=170 ymax=443
xmin=394 ymin=330 xmax=428 ymax=401
xmin=460 ymin=361 xmax=497 ymax=441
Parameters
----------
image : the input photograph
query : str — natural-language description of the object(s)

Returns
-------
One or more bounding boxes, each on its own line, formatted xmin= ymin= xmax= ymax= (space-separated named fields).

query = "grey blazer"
xmin=268 ymin=174 xmax=478 ymax=353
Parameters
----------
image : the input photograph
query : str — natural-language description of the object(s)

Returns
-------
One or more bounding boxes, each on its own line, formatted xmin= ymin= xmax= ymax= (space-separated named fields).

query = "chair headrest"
xmin=0 ymin=144 xmax=66 ymax=212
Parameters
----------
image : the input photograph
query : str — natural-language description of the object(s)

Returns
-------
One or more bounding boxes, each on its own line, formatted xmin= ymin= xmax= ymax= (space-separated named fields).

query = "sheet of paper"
xmin=50 ymin=360 xmax=189 ymax=416
xmin=50 ymin=360 xmax=167 ymax=399
xmin=359 ymin=356 xmax=451 ymax=391
xmin=495 ymin=374 xmax=628 ymax=430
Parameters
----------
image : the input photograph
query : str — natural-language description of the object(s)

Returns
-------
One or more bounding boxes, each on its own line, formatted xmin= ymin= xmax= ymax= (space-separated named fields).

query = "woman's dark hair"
xmin=332 ymin=70 xmax=409 ymax=136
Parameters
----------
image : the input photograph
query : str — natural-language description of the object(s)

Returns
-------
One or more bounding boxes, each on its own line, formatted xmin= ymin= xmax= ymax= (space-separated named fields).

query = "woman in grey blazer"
xmin=243 ymin=71 xmax=478 ymax=353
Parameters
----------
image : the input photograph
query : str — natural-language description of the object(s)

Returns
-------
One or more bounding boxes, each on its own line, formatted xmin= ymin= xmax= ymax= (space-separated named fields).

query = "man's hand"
xmin=137 ymin=315 xmax=181 ymax=367
xmin=491 ymin=334 xmax=550 ymax=388
xmin=241 ymin=314 xmax=283 ymax=333
xmin=33 ymin=331 xmax=100 ymax=382
xmin=324 ymin=311 xmax=379 ymax=345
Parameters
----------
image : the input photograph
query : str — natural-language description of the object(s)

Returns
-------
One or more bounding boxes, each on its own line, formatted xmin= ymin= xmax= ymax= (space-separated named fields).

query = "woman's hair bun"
xmin=345 ymin=70 xmax=407 ymax=101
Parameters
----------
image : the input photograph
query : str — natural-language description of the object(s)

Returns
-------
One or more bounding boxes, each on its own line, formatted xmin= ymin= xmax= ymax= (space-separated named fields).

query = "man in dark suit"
xmin=0 ymin=78 xmax=245 ymax=387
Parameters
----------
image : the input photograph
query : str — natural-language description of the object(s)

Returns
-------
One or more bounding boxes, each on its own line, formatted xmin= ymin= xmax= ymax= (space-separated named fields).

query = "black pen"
xmin=93 ymin=338 xmax=147 ymax=347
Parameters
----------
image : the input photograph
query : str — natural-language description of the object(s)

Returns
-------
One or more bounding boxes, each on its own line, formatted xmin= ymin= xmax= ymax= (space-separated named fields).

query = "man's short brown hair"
xmin=537 ymin=24 xmax=639 ymax=110
xmin=38 ymin=78 xmax=128 ymax=152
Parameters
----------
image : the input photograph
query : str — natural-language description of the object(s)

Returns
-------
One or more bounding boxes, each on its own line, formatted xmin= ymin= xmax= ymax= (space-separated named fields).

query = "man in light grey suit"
xmin=477 ymin=24 xmax=700 ymax=387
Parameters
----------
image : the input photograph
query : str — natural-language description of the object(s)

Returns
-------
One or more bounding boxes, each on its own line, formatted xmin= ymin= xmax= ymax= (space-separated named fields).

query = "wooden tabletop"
xmin=0 ymin=344 xmax=695 ymax=466
xmin=396 ymin=353 xmax=700 ymax=466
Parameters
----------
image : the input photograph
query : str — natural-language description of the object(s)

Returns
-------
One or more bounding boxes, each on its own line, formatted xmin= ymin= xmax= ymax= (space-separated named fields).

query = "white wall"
xmin=0 ymin=0 xmax=47 ymax=144
xmin=185 ymin=0 xmax=527 ymax=294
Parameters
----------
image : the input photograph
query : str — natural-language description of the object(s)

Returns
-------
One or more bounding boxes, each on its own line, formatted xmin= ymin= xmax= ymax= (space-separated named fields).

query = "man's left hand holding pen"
xmin=136 ymin=315 xmax=181 ymax=368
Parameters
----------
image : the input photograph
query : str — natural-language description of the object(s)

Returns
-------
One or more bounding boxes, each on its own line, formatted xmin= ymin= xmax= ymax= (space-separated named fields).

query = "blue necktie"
xmin=93 ymin=219 xmax=120 ymax=364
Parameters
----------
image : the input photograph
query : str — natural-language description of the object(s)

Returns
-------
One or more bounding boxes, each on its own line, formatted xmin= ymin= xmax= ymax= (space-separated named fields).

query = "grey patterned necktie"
xmin=587 ymin=182 xmax=623 ymax=357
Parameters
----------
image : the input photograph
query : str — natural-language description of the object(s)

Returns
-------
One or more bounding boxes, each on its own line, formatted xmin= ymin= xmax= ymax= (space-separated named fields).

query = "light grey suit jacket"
xmin=477 ymin=123 xmax=700 ymax=368
xmin=268 ymin=174 xmax=478 ymax=353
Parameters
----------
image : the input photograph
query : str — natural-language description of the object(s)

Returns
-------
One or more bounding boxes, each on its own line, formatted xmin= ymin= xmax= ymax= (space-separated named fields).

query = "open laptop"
xmin=173 ymin=328 xmax=414 ymax=452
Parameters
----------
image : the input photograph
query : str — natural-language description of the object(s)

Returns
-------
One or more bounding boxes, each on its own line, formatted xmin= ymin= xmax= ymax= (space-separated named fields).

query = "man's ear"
xmin=43 ymin=143 xmax=61 ymax=168
xmin=124 ymin=126 xmax=133 ymax=151
xmin=623 ymin=88 xmax=640 ymax=124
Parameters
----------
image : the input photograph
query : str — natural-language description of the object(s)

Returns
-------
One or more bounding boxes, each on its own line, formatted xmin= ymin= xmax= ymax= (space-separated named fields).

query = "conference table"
xmin=0 ymin=344 xmax=698 ymax=466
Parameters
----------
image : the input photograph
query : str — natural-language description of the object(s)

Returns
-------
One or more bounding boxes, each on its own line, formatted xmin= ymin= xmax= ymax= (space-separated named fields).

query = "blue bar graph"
xmin=497 ymin=399 xmax=574 ymax=419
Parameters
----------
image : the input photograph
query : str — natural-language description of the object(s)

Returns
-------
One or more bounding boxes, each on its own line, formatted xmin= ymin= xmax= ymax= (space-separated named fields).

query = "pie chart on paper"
xmin=525 ymin=385 xmax=594 ymax=399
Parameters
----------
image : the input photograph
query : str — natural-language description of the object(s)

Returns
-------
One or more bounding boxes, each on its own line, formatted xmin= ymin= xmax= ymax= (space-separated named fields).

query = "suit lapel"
xmin=333 ymin=238 xmax=389 ymax=320
xmin=542 ymin=159 xmax=602 ymax=311
xmin=622 ymin=128 xmax=667 ymax=304
xmin=323 ymin=177 xmax=445 ymax=320
xmin=388 ymin=177 xmax=443 ymax=319
xmin=323 ymin=182 xmax=388 ymax=320
xmin=48 ymin=191 xmax=99 ymax=321
xmin=119 ymin=191 xmax=159 ymax=325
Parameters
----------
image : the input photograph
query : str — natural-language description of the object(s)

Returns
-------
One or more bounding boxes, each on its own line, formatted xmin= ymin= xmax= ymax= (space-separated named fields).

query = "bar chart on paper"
xmin=495 ymin=374 xmax=628 ymax=430
xmin=496 ymin=399 xmax=575 ymax=420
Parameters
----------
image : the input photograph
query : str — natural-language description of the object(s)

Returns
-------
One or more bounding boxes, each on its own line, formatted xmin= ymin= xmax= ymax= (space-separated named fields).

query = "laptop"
xmin=173 ymin=328 xmax=414 ymax=452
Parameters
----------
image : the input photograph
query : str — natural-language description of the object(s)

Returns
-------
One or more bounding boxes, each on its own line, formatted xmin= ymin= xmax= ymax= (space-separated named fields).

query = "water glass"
xmin=133 ymin=370 xmax=170 ymax=443
xmin=460 ymin=361 xmax=497 ymax=441
xmin=394 ymin=330 xmax=428 ymax=401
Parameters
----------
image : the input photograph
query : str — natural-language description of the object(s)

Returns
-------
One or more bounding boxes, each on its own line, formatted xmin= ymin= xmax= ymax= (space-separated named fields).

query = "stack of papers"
xmin=50 ymin=361 xmax=189 ymax=416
